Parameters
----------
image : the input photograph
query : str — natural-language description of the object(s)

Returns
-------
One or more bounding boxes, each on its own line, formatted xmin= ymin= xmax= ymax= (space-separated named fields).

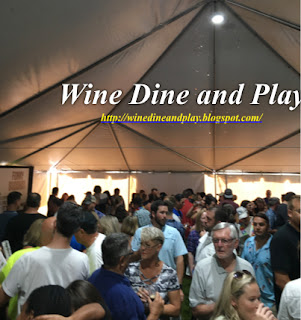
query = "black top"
xmin=274 ymin=203 xmax=288 ymax=229
xmin=0 ymin=211 xmax=18 ymax=242
xmin=270 ymin=222 xmax=300 ymax=307
xmin=4 ymin=212 xmax=46 ymax=252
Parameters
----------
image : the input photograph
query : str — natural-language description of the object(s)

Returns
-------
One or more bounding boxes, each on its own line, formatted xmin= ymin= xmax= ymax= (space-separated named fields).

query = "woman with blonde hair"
xmin=125 ymin=227 xmax=181 ymax=319
xmin=121 ymin=216 xmax=138 ymax=243
xmin=211 ymin=271 xmax=276 ymax=320
xmin=99 ymin=215 xmax=120 ymax=235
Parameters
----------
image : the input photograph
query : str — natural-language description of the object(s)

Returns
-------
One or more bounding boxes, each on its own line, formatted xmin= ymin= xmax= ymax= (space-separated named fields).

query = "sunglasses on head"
xmin=233 ymin=270 xmax=252 ymax=279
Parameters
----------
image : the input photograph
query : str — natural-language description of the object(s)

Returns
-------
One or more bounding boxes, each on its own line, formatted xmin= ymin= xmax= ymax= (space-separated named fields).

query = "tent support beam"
xmin=216 ymin=129 xmax=300 ymax=171
xmin=211 ymin=2 xmax=217 ymax=170
xmin=51 ymin=122 xmax=101 ymax=168
xmin=0 ymin=118 xmax=99 ymax=146
xmin=225 ymin=0 xmax=300 ymax=30
xmin=117 ymin=123 xmax=214 ymax=172
xmin=11 ymin=120 xmax=100 ymax=164
xmin=223 ymin=2 xmax=300 ymax=75
xmin=108 ymin=123 xmax=131 ymax=171
xmin=0 ymin=2 xmax=205 ymax=120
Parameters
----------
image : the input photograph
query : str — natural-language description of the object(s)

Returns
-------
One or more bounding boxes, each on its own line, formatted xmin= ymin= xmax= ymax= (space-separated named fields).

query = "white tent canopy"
xmin=0 ymin=0 xmax=300 ymax=175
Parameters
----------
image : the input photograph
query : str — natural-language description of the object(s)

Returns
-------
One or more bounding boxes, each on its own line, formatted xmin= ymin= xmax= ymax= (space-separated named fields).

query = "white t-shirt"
xmin=2 ymin=246 xmax=89 ymax=314
xmin=278 ymin=278 xmax=301 ymax=320
xmin=86 ymin=233 xmax=106 ymax=274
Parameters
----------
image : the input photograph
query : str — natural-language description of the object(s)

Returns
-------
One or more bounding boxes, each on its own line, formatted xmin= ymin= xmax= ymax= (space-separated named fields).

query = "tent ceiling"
xmin=0 ymin=0 xmax=299 ymax=173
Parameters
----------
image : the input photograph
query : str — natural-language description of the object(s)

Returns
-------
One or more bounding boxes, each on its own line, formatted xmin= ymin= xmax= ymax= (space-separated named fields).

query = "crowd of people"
xmin=0 ymin=186 xmax=299 ymax=320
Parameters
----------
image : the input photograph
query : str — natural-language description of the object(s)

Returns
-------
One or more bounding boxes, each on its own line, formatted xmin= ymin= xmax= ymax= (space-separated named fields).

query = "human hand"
xmin=137 ymin=287 xmax=149 ymax=303
xmin=254 ymin=303 xmax=276 ymax=320
xmin=148 ymin=292 xmax=164 ymax=317
xmin=34 ymin=315 xmax=69 ymax=320
xmin=179 ymin=289 xmax=184 ymax=302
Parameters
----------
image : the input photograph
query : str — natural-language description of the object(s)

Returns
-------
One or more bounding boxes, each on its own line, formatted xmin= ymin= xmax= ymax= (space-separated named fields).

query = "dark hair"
xmin=254 ymin=212 xmax=269 ymax=226
xmin=214 ymin=208 xmax=229 ymax=223
xmin=94 ymin=186 xmax=101 ymax=193
xmin=7 ymin=191 xmax=22 ymax=205
xmin=240 ymin=200 xmax=250 ymax=208
xmin=183 ymin=188 xmax=193 ymax=198
xmin=199 ymin=192 xmax=206 ymax=198
xmin=150 ymin=200 xmax=169 ymax=214
xmin=222 ymin=204 xmax=236 ymax=224
xmin=114 ymin=188 xmax=120 ymax=194
xmin=25 ymin=285 xmax=71 ymax=317
xmin=160 ymin=192 xmax=167 ymax=200
xmin=79 ymin=210 xmax=98 ymax=234
xmin=67 ymin=280 xmax=111 ymax=319
xmin=102 ymin=233 xmax=130 ymax=267
xmin=205 ymin=195 xmax=217 ymax=206
xmin=26 ymin=193 xmax=41 ymax=208
xmin=52 ymin=187 xmax=59 ymax=195
xmin=174 ymin=194 xmax=184 ymax=202
xmin=115 ymin=206 xmax=128 ymax=223
xmin=284 ymin=192 xmax=296 ymax=202
xmin=132 ymin=196 xmax=143 ymax=207
xmin=67 ymin=195 xmax=75 ymax=201
xmin=56 ymin=202 xmax=81 ymax=238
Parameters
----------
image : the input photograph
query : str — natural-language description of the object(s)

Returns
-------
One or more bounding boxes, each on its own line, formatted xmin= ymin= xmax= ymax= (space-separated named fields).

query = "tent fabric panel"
xmin=0 ymin=0 xmax=201 ymax=113
xmin=112 ymin=3 xmax=214 ymax=118
xmin=57 ymin=148 xmax=127 ymax=170
xmin=228 ymin=4 xmax=300 ymax=72
xmin=0 ymin=123 xmax=94 ymax=149
xmin=122 ymin=148 xmax=206 ymax=171
xmin=230 ymin=0 xmax=300 ymax=26
xmin=0 ymin=11 xmax=197 ymax=142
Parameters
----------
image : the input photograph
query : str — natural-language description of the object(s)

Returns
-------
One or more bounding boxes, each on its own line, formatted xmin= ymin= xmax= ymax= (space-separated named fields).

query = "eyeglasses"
xmin=233 ymin=270 xmax=252 ymax=279
xmin=212 ymin=238 xmax=234 ymax=244
xmin=140 ymin=242 xmax=159 ymax=249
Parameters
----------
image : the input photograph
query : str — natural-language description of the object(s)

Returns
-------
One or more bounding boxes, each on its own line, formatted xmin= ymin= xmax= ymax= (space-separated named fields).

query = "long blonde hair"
xmin=211 ymin=271 xmax=256 ymax=320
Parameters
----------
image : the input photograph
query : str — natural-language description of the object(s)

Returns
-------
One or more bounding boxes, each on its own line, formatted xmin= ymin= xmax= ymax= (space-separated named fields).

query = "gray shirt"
xmin=189 ymin=254 xmax=255 ymax=307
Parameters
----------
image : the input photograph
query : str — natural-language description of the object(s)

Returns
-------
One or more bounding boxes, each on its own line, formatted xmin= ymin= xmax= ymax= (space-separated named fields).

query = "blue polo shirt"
xmin=89 ymin=268 xmax=145 ymax=320
xmin=241 ymin=235 xmax=275 ymax=308
xmin=131 ymin=224 xmax=188 ymax=270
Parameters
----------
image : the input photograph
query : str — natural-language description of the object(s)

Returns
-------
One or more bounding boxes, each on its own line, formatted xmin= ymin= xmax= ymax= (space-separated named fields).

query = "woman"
xmin=211 ymin=271 xmax=275 ymax=320
xmin=241 ymin=213 xmax=275 ymax=311
xmin=67 ymin=280 xmax=111 ymax=320
xmin=17 ymin=285 xmax=71 ymax=319
xmin=121 ymin=216 xmax=139 ymax=243
xmin=99 ymin=215 xmax=120 ymax=235
xmin=187 ymin=209 xmax=207 ymax=274
xmin=125 ymin=227 xmax=181 ymax=319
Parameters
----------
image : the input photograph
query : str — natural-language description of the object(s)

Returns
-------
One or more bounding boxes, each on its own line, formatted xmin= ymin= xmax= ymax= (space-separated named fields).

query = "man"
xmin=89 ymin=233 xmax=164 ymax=320
xmin=172 ymin=194 xmax=184 ymax=220
xmin=82 ymin=193 xmax=104 ymax=219
xmin=264 ymin=189 xmax=272 ymax=205
xmin=189 ymin=222 xmax=254 ymax=320
xmin=75 ymin=210 xmax=106 ymax=274
xmin=93 ymin=185 xmax=108 ymax=213
xmin=270 ymin=195 xmax=300 ymax=308
xmin=133 ymin=196 xmax=151 ymax=227
xmin=0 ymin=202 xmax=89 ymax=314
xmin=131 ymin=200 xmax=187 ymax=298
xmin=47 ymin=187 xmax=59 ymax=217
xmin=0 ymin=191 xmax=22 ymax=242
xmin=241 ymin=213 xmax=275 ymax=309
xmin=194 ymin=207 xmax=229 ymax=263
xmin=265 ymin=197 xmax=280 ymax=231
xmin=274 ymin=192 xmax=295 ymax=229
xmin=165 ymin=201 xmax=185 ymax=239
xmin=219 ymin=188 xmax=239 ymax=210
xmin=236 ymin=206 xmax=254 ymax=254
xmin=0 ymin=217 xmax=56 ymax=320
xmin=4 ymin=193 xmax=46 ymax=252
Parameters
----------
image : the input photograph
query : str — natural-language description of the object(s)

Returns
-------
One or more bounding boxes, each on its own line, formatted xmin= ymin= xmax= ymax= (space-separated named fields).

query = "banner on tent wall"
xmin=0 ymin=166 xmax=33 ymax=212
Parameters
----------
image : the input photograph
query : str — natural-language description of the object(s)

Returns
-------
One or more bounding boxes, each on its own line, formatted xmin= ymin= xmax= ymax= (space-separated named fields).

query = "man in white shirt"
xmin=0 ymin=202 xmax=89 ymax=315
xmin=75 ymin=210 xmax=106 ymax=274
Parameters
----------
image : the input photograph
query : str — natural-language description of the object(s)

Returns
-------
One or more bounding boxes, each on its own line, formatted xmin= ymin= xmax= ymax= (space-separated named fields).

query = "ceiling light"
xmin=212 ymin=14 xmax=224 ymax=24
